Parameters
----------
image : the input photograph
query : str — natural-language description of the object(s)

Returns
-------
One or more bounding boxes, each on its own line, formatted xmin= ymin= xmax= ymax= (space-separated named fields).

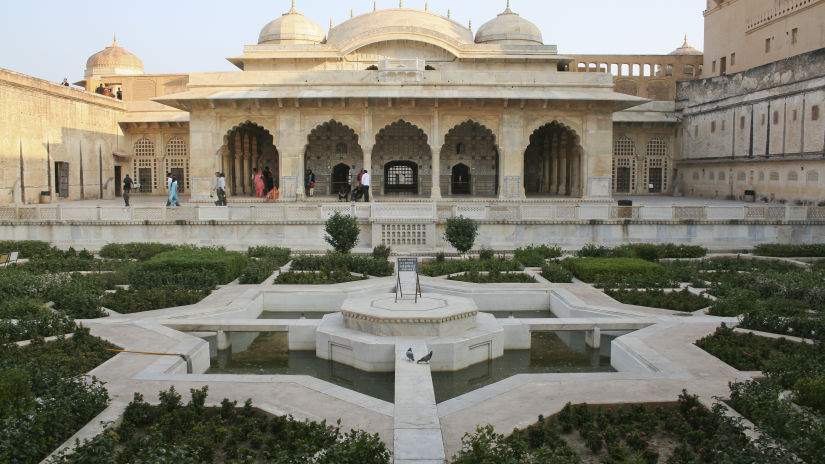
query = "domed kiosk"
xmin=669 ymin=36 xmax=702 ymax=55
xmin=84 ymin=36 xmax=144 ymax=79
xmin=475 ymin=5 xmax=543 ymax=45
xmin=258 ymin=2 xmax=326 ymax=44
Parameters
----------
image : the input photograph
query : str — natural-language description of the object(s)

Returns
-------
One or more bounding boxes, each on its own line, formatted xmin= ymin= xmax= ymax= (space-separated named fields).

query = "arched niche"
xmin=304 ymin=120 xmax=363 ymax=195
xmin=440 ymin=120 xmax=498 ymax=197
xmin=523 ymin=121 xmax=583 ymax=197
xmin=220 ymin=121 xmax=278 ymax=196
xmin=372 ymin=120 xmax=431 ymax=197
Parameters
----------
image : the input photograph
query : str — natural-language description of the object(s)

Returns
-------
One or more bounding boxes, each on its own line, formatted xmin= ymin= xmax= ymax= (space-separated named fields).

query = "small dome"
xmin=258 ymin=3 xmax=325 ymax=44
xmin=669 ymin=36 xmax=702 ymax=55
xmin=475 ymin=7 xmax=542 ymax=45
xmin=85 ymin=36 xmax=143 ymax=75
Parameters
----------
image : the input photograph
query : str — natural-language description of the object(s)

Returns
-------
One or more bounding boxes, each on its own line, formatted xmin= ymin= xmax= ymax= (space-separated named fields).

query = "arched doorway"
xmin=523 ymin=122 xmax=583 ymax=197
xmin=305 ymin=120 xmax=363 ymax=196
xmin=331 ymin=163 xmax=351 ymax=194
xmin=373 ymin=120 xmax=431 ymax=197
xmin=644 ymin=138 xmax=669 ymax=193
xmin=612 ymin=136 xmax=637 ymax=193
xmin=221 ymin=122 xmax=278 ymax=196
xmin=451 ymin=164 xmax=471 ymax=194
xmin=440 ymin=120 xmax=498 ymax=197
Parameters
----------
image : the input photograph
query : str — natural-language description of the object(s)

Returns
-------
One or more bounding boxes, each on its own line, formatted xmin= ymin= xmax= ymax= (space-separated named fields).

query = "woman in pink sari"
xmin=253 ymin=168 xmax=265 ymax=197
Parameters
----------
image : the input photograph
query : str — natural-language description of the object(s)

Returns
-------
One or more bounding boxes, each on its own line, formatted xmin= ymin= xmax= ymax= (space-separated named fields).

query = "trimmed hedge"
xmin=290 ymin=253 xmax=394 ymax=277
xmin=754 ymin=243 xmax=825 ymax=257
xmin=140 ymin=248 xmax=248 ymax=285
xmin=421 ymin=258 xmax=523 ymax=277
xmin=562 ymin=258 xmax=663 ymax=283
xmin=513 ymin=245 xmax=563 ymax=267
xmin=102 ymin=287 xmax=210 ymax=314
xmin=576 ymin=243 xmax=706 ymax=261
xmin=605 ymin=288 xmax=711 ymax=312
xmin=540 ymin=262 xmax=573 ymax=283
xmin=275 ymin=270 xmax=366 ymax=285
xmin=239 ymin=246 xmax=292 ymax=284
xmin=99 ymin=242 xmax=183 ymax=261
xmin=448 ymin=271 xmax=537 ymax=283
xmin=0 ymin=240 xmax=52 ymax=258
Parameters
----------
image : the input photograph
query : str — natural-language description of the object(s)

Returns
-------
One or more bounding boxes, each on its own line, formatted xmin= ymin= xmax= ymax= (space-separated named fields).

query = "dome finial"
xmin=425 ymin=2 xmax=428 ymax=11
xmin=112 ymin=34 xmax=117 ymax=46
xmin=468 ymin=19 xmax=472 ymax=32
xmin=373 ymin=0 xmax=376 ymax=11
xmin=287 ymin=0 xmax=297 ymax=14
xmin=447 ymin=9 xmax=451 ymax=19
xmin=399 ymin=0 xmax=402 ymax=7
xmin=350 ymin=8 xmax=354 ymax=18
xmin=683 ymin=34 xmax=689 ymax=47
xmin=329 ymin=17 xmax=333 ymax=29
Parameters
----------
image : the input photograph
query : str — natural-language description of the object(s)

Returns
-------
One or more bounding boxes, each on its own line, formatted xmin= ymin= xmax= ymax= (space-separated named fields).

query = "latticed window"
xmin=612 ymin=137 xmax=636 ymax=192
xmin=165 ymin=137 xmax=189 ymax=191
xmin=133 ymin=138 xmax=156 ymax=193
xmin=644 ymin=138 xmax=669 ymax=193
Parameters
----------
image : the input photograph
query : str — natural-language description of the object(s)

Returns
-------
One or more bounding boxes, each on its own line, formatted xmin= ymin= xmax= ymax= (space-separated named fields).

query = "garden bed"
xmin=289 ymin=252 xmax=394 ymax=277
xmin=562 ymin=257 xmax=663 ymax=283
xmin=448 ymin=271 xmax=537 ymax=284
xmin=274 ymin=270 xmax=366 ymax=285
xmin=605 ymin=288 xmax=710 ymax=312
xmin=50 ymin=386 xmax=392 ymax=463
xmin=695 ymin=324 xmax=809 ymax=372
xmin=421 ymin=257 xmax=523 ymax=277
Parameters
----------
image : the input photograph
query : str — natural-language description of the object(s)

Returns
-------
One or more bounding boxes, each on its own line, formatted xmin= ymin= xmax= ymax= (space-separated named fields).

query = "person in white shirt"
xmin=360 ymin=170 xmax=371 ymax=202
xmin=212 ymin=172 xmax=227 ymax=206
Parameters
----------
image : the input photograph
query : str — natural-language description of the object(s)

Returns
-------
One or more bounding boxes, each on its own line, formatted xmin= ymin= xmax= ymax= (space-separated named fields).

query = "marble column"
xmin=234 ymin=155 xmax=242 ymax=196
xmin=571 ymin=151 xmax=582 ymax=196
xmin=431 ymin=110 xmax=441 ymax=199
xmin=543 ymin=135 xmax=551 ymax=193
xmin=243 ymin=156 xmax=252 ymax=195
xmin=558 ymin=155 xmax=567 ymax=195
xmin=549 ymin=155 xmax=558 ymax=194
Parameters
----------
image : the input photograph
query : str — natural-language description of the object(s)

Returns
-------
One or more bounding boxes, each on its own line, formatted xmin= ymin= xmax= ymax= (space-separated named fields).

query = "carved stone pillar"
xmin=571 ymin=151 xmax=582 ymax=196
xmin=243 ymin=156 xmax=252 ymax=194
xmin=234 ymin=155 xmax=242 ymax=196
xmin=550 ymin=155 xmax=558 ymax=194
xmin=543 ymin=135 xmax=551 ymax=194
xmin=558 ymin=155 xmax=567 ymax=195
xmin=430 ymin=148 xmax=441 ymax=199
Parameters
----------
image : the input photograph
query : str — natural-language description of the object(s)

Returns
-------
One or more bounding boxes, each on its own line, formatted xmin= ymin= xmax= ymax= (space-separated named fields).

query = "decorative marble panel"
xmin=286 ymin=206 xmax=321 ymax=220
xmin=455 ymin=205 xmax=487 ymax=220
xmin=253 ymin=206 xmax=285 ymax=221
xmin=488 ymin=206 xmax=519 ymax=221
xmin=807 ymin=207 xmax=825 ymax=220
xmin=60 ymin=207 xmax=97 ymax=220
xmin=18 ymin=207 xmax=40 ymax=220
xmin=281 ymin=176 xmax=297 ymax=200
xmin=0 ymin=208 xmax=16 ymax=220
xmin=436 ymin=206 xmax=453 ymax=220
xmin=555 ymin=205 xmax=577 ymax=220
xmin=611 ymin=206 xmax=639 ymax=220
xmin=99 ymin=207 xmax=132 ymax=221
xmin=767 ymin=207 xmax=786 ymax=220
xmin=503 ymin=176 xmax=521 ymax=199
xmin=745 ymin=207 xmax=767 ymax=219
xmin=322 ymin=205 xmax=353 ymax=220
xmin=198 ymin=207 xmax=230 ymax=221
xmin=373 ymin=203 xmax=434 ymax=219
xmin=353 ymin=204 xmax=371 ymax=219
xmin=166 ymin=207 xmax=197 ymax=221
xmin=520 ymin=205 xmax=554 ymax=220
xmin=132 ymin=207 xmax=165 ymax=221
xmin=674 ymin=206 xmax=705 ymax=220
xmin=39 ymin=207 xmax=58 ymax=220
xmin=381 ymin=223 xmax=428 ymax=246
xmin=706 ymin=207 xmax=745 ymax=220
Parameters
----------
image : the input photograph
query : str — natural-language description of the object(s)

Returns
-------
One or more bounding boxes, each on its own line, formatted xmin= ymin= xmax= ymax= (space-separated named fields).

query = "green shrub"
xmin=46 ymin=273 xmax=107 ymax=319
xmin=562 ymin=258 xmax=663 ymax=283
xmin=448 ymin=271 xmax=537 ymax=283
xmin=514 ymin=245 xmax=563 ymax=267
xmin=372 ymin=244 xmax=391 ymax=260
xmin=98 ymin=242 xmax=183 ymax=260
xmin=540 ymin=262 xmax=573 ymax=283
xmin=52 ymin=387 xmax=391 ymax=464
xmin=576 ymin=243 xmax=633 ymax=258
xmin=127 ymin=267 xmax=219 ymax=290
xmin=478 ymin=247 xmax=495 ymax=261
xmin=793 ymin=376 xmax=825 ymax=413
xmin=435 ymin=252 xmax=446 ymax=262
xmin=605 ymin=288 xmax=711 ymax=312
xmin=275 ymin=270 xmax=366 ymax=285
xmin=139 ymin=248 xmax=248 ymax=285
xmin=695 ymin=324 xmax=805 ymax=371
xmin=0 ymin=240 xmax=52 ymax=258
xmin=0 ymin=310 xmax=76 ymax=343
xmin=421 ymin=258 xmax=523 ymax=277
xmin=102 ymin=287 xmax=210 ymax=314
xmin=577 ymin=243 xmax=705 ymax=261
xmin=324 ymin=212 xmax=360 ymax=253
xmin=247 ymin=246 xmax=291 ymax=262
xmin=290 ymin=252 xmax=394 ymax=277
xmin=0 ymin=368 xmax=35 ymax=420
xmin=754 ymin=243 xmax=825 ymax=257
xmin=444 ymin=216 xmax=478 ymax=254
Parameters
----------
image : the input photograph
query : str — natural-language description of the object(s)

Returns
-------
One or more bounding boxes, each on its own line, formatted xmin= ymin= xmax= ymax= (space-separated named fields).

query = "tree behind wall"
xmin=324 ymin=212 xmax=360 ymax=253
xmin=444 ymin=216 xmax=479 ymax=255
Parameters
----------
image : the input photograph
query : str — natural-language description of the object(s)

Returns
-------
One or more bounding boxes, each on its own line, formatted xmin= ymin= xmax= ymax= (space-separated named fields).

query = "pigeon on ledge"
xmin=406 ymin=347 xmax=415 ymax=362
xmin=417 ymin=351 xmax=433 ymax=364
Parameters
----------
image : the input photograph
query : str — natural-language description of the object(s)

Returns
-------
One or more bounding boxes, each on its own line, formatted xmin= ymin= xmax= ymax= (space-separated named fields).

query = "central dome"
xmin=475 ymin=7 xmax=543 ymax=45
xmin=85 ymin=37 xmax=144 ymax=77
xmin=258 ymin=4 xmax=325 ymax=44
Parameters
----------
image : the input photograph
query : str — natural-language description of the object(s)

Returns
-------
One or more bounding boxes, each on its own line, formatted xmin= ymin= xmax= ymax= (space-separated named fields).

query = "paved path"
xmin=394 ymin=341 xmax=445 ymax=464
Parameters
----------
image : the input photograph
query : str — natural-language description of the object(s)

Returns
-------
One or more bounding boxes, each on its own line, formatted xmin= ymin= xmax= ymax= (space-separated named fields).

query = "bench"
xmin=0 ymin=251 xmax=18 ymax=267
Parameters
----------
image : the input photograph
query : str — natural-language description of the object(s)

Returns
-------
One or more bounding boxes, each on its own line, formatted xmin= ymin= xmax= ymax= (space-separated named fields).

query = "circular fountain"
xmin=316 ymin=292 xmax=505 ymax=372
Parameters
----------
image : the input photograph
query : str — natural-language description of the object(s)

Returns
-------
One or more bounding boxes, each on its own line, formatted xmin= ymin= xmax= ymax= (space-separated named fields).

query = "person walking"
xmin=165 ymin=172 xmax=173 ymax=206
xmin=168 ymin=176 xmax=179 ymax=206
xmin=253 ymin=168 xmax=264 ymax=197
xmin=122 ymin=174 xmax=132 ymax=206
xmin=361 ymin=169 xmax=371 ymax=202
xmin=305 ymin=169 xmax=315 ymax=197
xmin=213 ymin=172 xmax=227 ymax=206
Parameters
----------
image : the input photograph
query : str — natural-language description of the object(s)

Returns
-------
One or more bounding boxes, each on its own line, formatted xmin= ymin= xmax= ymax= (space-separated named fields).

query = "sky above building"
xmin=0 ymin=0 xmax=706 ymax=84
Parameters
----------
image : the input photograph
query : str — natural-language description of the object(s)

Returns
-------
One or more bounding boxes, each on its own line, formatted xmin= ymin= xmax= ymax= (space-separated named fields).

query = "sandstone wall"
xmin=0 ymin=68 xmax=125 ymax=205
